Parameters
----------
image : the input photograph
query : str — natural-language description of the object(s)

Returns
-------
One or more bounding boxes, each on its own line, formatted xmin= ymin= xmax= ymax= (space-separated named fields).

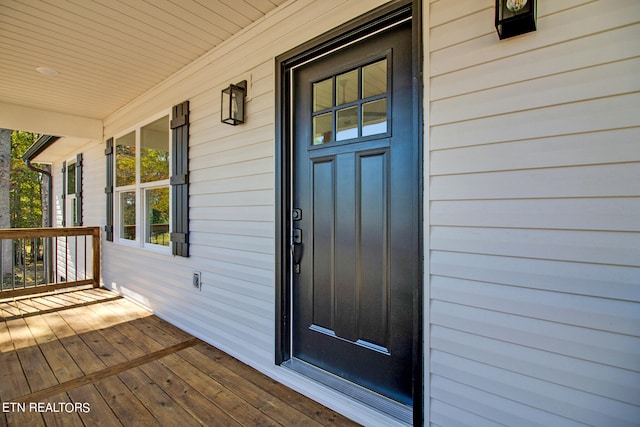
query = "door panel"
xmin=359 ymin=150 xmax=389 ymax=349
xmin=292 ymin=20 xmax=416 ymax=405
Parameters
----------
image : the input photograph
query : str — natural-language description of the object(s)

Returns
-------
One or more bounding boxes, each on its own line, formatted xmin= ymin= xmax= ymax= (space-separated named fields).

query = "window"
xmin=114 ymin=115 xmax=170 ymax=249
xmin=62 ymin=153 xmax=83 ymax=226
xmin=311 ymin=58 xmax=389 ymax=145
xmin=67 ymin=159 xmax=78 ymax=226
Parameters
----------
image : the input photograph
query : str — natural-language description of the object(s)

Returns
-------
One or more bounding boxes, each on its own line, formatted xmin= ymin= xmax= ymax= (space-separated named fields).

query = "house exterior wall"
xmin=427 ymin=0 xmax=640 ymax=425
xmin=50 ymin=141 xmax=103 ymax=282
xmin=45 ymin=0 xmax=639 ymax=425
xmin=99 ymin=1 xmax=400 ymax=424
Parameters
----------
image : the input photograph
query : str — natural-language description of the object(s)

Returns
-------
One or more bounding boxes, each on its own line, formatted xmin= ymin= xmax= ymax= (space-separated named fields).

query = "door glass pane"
xmin=363 ymin=59 xmax=387 ymax=98
xmin=362 ymin=99 xmax=387 ymax=136
xmin=120 ymin=191 xmax=136 ymax=241
xmin=336 ymin=106 xmax=358 ymax=141
xmin=336 ymin=69 xmax=358 ymax=105
xmin=313 ymin=113 xmax=333 ymax=145
xmin=313 ymin=78 xmax=333 ymax=112
xmin=116 ymin=132 xmax=136 ymax=187
xmin=140 ymin=116 xmax=169 ymax=183
xmin=146 ymin=187 xmax=169 ymax=246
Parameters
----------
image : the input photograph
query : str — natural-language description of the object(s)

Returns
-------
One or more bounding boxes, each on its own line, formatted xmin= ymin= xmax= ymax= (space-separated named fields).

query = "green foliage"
xmin=141 ymin=148 xmax=169 ymax=183
xmin=10 ymin=131 xmax=43 ymax=228
xmin=116 ymin=143 xmax=136 ymax=187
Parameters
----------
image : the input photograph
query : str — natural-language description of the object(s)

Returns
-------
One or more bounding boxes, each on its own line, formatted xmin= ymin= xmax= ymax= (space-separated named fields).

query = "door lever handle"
xmin=291 ymin=228 xmax=303 ymax=272
xmin=291 ymin=241 xmax=303 ymax=265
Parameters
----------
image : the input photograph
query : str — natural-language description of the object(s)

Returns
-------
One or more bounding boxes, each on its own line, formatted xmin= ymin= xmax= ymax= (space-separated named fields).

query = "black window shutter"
xmin=75 ymin=153 xmax=83 ymax=226
xmin=105 ymin=138 xmax=114 ymax=241
xmin=61 ymin=161 xmax=67 ymax=227
xmin=170 ymin=101 xmax=190 ymax=257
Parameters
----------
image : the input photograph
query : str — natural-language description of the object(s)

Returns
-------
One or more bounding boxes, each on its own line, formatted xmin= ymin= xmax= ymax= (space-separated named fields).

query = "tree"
xmin=0 ymin=129 xmax=11 ymax=272
xmin=10 ymin=131 xmax=42 ymax=228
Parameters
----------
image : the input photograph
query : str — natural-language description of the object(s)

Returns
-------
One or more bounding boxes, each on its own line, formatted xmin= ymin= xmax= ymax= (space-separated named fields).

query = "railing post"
xmin=92 ymin=227 xmax=100 ymax=288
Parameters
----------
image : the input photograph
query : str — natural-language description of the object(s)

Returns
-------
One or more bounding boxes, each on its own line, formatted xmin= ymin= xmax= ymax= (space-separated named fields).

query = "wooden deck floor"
xmin=0 ymin=288 xmax=359 ymax=427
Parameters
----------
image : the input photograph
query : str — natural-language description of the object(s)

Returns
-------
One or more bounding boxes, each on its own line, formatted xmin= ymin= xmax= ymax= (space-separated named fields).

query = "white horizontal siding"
xmin=431 ymin=251 xmax=640 ymax=302
xmin=431 ymin=23 xmax=640 ymax=101
xmin=428 ymin=0 xmax=640 ymax=425
xmin=431 ymin=198 xmax=640 ymax=231
xmin=432 ymin=350 xmax=638 ymax=426
xmin=430 ymin=0 xmax=639 ymax=77
xmin=431 ymin=92 xmax=639 ymax=149
xmin=431 ymin=326 xmax=639 ymax=405
xmin=431 ymin=127 xmax=640 ymax=175
xmin=431 ymin=375 xmax=588 ymax=427
xmin=80 ymin=142 xmax=105 ymax=227
xmin=432 ymin=277 xmax=640 ymax=337
xmin=432 ymin=226 xmax=640 ymax=266
xmin=51 ymin=163 xmax=63 ymax=228
xmin=431 ymin=163 xmax=640 ymax=199
xmin=431 ymin=58 xmax=640 ymax=126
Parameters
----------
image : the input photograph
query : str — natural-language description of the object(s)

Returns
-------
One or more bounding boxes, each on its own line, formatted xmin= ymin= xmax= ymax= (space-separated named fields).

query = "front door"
xmin=291 ymin=18 xmax=418 ymax=406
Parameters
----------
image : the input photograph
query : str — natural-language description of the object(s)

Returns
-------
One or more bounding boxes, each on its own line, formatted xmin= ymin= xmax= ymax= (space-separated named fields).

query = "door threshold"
xmin=283 ymin=358 xmax=413 ymax=425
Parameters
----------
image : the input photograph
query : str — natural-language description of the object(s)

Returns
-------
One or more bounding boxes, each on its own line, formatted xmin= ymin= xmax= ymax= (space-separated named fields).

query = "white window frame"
xmin=65 ymin=157 xmax=78 ymax=227
xmin=113 ymin=111 xmax=172 ymax=253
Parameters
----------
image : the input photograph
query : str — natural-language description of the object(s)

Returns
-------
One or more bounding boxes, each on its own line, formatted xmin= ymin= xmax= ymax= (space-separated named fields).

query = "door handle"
xmin=291 ymin=228 xmax=303 ymax=273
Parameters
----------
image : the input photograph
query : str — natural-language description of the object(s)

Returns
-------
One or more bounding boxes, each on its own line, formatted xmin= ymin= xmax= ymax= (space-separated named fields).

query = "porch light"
xmin=221 ymin=80 xmax=247 ymax=125
xmin=495 ymin=0 xmax=536 ymax=39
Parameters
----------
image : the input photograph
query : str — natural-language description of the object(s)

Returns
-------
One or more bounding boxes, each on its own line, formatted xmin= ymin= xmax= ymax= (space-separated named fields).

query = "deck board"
xmin=0 ymin=289 xmax=359 ymax=426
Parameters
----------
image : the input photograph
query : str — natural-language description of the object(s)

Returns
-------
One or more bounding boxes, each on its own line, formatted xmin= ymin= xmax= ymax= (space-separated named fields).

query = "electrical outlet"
xmin=192 ymin=271 xmax=202 ymax=290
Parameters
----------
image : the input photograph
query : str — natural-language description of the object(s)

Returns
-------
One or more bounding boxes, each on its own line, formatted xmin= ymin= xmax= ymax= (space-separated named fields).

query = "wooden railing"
xmin=0 ymin=227 xmax=100 ymax=299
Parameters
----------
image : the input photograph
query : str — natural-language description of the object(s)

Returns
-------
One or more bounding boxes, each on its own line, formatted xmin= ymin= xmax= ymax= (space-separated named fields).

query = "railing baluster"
xmin=0 ymin=240 xmax=4 ymax=291
xmin=64 ymin=235 xmax=68 ymax=283
xmin=74 ymin=235 xmax=78 ymax=283
xmin=11 ymin=239 xmax=15 ymax=290
xmin=22 ymin=238 xmax=26 ymax=290
xmin=31 ymin=237 xmax=35 ymax=289
xmin=54 ymin=235 xmax=58 ymax=284
xmin=45 ymin=236 xmax=50 ymax=284
xmin=84 ymin=235 xmax=88 ymax=281
xmin=34 ymin=237 xmax=38 ymax=286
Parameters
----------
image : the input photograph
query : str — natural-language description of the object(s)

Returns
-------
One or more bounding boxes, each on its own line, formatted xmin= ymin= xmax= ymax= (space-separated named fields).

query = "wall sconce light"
xmin=221 ymin=80 xmax=247 ymax=125
xmin=496 ymin=0 xmax=536 ymax=39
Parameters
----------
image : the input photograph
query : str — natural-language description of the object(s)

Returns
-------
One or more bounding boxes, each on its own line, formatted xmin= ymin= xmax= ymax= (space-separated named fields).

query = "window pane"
xmin=141 ymin=116 xmax=169 ymax=183
xmin=116 ymin=132 xmax=136 ymax=187
xmin=313 ymin=78 xmax=333 ymax=112
xmin=146 ymin=187 xmax=169 ymax=246
xmin=313 ymin=113 xmax=333 ymax=145
xmin=67 ymin=162 xmax=76 ymax=195
xmin=71 ymin=198 xmax=78 ymax=226
xmin=363 ymin=59 xmax=387 ymax=98
xmin=336 ymin=69 xmax=358 ymax=105
xmin=120 ymin=191 xmax=136 ymax=241
xmin=362 ymin=99 xmax=387 ymax=136
xmin=336 ymin=106 xmax=358 ymax=141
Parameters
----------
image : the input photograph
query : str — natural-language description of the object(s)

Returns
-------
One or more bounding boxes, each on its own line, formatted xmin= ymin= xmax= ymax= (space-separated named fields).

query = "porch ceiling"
xmin=0 ymin=0 xmax=287 ymax=137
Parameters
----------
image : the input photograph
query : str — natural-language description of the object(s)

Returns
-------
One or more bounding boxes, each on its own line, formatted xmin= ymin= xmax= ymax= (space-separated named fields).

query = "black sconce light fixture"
xmin=496 ymin=0 xmax=536 ymax=39
xmin=221 ymin=80 xmax=247 ymax=125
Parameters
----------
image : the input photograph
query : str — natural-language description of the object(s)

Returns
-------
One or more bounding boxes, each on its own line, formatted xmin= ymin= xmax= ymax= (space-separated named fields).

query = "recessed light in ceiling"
xmin=36 ymin=66 xmax=59 ymax=77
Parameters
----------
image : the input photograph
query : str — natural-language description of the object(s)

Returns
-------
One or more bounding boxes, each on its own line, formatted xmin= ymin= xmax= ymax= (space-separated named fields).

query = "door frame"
xmin=274 ymin=0 xmax=424 ymax=424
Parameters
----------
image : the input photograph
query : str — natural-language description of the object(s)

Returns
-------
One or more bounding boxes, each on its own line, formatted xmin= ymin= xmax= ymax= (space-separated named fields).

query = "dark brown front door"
xmin=291 ymin=19 xmax=418 ymax=406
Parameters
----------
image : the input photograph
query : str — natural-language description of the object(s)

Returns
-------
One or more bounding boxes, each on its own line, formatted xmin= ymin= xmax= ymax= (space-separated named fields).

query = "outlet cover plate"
xmin=193 ymin=271 xmax=202 ymax=290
